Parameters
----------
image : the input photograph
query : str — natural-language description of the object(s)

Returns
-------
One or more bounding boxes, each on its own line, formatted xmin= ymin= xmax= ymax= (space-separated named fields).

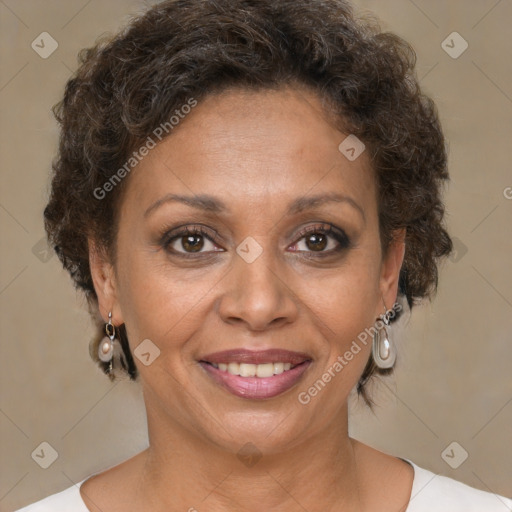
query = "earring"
xmin=372 ymin=303 xmax=396 ymax=369
xmin=98 ymin=311 xmax=115 ymax=373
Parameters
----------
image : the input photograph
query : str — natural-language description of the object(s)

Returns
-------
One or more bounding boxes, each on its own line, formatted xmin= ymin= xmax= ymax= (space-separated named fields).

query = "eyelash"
xmin=160 ymin=223 xmax=351 ymax=260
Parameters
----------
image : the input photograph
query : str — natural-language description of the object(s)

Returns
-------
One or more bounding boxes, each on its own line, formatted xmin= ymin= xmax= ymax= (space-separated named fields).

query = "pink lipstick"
xmin=199 ymin=349 xmax=312 ymax=399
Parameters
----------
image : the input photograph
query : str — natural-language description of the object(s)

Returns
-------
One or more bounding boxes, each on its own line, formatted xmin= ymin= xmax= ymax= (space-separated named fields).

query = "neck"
xmin=135 ymin=403 xmax=365 ymax=512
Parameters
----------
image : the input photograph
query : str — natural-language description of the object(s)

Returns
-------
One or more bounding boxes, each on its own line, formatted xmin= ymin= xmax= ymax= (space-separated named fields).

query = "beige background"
xmin=1 ymin=0 xmax=511 ymax=510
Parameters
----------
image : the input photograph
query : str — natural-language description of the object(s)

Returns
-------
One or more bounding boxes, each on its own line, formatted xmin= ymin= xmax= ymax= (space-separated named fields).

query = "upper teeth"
xmin=212 ymin=362 xmax=293 ymax=377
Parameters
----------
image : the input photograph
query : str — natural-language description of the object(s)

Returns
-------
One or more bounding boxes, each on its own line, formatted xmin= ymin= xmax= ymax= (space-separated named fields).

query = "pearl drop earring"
xmin=98 ymin=311 xmax=115 ymax=373
xmin=372 ymin=304 xmax=397 ymax=369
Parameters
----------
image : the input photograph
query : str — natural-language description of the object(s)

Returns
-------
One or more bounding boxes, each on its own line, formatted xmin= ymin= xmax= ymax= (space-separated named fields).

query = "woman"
xmin=18 ymin=0 xmax=511 ymax=510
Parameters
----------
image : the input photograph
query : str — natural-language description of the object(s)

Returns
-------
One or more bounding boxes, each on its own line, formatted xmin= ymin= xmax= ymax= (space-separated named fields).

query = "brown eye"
xmin=305 ymin=232 xmax=328 ymax=252
xmin=290 ymin=224 xmax=351 ymax=256
xmin=161 ymin=225 xmax=223 ymax=257
xmin=180 ymin=234 xmax=205 ymax=253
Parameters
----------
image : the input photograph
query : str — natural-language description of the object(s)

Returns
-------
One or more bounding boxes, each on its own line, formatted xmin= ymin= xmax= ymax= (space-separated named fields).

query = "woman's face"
xmin=91 ymin=86 xmax=404 ymax=454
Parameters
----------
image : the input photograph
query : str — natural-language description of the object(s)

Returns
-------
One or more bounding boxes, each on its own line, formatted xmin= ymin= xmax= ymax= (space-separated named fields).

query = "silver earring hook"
xmin=105 ymin=311 xmax=115 ymax=340
xmin=379 ymin=297 xmax=391 ymax=325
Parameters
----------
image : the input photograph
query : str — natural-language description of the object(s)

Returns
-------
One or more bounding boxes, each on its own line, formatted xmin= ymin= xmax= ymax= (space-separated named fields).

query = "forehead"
xmin=122 ymin=86 xmax=376 ymax=218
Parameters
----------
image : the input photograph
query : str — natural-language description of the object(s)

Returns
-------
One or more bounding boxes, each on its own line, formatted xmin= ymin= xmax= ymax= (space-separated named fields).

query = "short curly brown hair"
xmin=44 ymin=0 xmax=452 ymax=403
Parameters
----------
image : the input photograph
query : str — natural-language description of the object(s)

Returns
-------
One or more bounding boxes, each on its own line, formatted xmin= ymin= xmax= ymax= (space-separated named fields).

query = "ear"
xmin=379 ymin=228 xmax=406 ymax=310
xmin=89 ymin=238 xmax=123 ymax=325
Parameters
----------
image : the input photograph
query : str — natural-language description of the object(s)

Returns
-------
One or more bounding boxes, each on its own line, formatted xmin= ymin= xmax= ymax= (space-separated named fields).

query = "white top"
xmin=16 ymin=460 xmax=512 ymax=511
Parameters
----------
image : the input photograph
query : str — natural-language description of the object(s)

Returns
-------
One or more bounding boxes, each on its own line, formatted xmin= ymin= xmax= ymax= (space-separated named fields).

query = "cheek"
xmin=314 ymin=249 xmax=381 ymax=331
xmin=306 ymin=246 xmax=381 ymax=380
xmin=115 ymin=246 xmax=222 ymax=353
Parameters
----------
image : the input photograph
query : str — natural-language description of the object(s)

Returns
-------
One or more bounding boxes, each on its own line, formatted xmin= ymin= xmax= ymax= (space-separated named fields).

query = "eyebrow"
xmin=144 ymin=192 xmax=365 ymax=221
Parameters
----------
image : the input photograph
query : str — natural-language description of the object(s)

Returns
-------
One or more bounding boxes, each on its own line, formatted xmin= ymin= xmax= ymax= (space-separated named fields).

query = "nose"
xmin=216 ymin=243 xmax=299 ymax=332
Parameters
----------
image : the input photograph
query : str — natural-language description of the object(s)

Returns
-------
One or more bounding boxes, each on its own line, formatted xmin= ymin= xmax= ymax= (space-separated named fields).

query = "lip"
xmin=200 ymin=348 xmax=311 ymax=365
xmin=199 ymin=349 xmax=313 ymax=400
xmin=200 ymin=360 xmax=312 ymax=399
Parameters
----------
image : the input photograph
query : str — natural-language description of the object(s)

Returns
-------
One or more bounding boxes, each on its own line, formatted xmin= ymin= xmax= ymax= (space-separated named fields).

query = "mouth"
xmin=199 ymin=349 xmax=312 ymax=400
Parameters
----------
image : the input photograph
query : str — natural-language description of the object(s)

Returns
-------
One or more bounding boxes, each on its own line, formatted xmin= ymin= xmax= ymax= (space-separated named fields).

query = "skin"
xmin=84 ymin=86 xmax=412 ymax=511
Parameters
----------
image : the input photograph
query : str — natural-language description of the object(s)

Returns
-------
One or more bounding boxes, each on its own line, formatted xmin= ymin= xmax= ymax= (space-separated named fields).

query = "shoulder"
xmin=405 ymin=460 xmax=512 ymax=512
xmin=16 ymin=451 xmax=148 ymax=511
xmin=15 ymin=481 xmax=89 ymax=512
